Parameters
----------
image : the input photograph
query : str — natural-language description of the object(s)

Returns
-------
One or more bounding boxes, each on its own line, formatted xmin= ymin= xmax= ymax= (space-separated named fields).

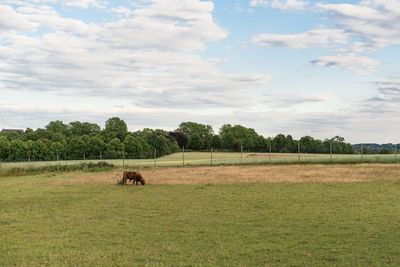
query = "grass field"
xmin=1 ymin=152 xmax=399 ymax=172
xmin=1 ymin=164 xmax=400 ymax=266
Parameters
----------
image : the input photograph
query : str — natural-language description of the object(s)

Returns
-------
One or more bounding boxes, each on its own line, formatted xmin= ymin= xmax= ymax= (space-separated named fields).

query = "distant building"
xmin=1 ymin=129 xmax=24 ymax=133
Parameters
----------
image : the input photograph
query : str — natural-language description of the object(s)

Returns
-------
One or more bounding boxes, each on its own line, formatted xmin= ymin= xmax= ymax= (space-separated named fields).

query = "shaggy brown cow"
xmin=122 ymin=170 xmax=146 ymax=186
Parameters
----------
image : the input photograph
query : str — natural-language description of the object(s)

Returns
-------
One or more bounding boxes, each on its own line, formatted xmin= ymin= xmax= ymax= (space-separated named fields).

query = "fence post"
xmin=28 ymin=156 xmax=31 ymax=174
xmin=122 ymin=150 xmax=125 ymax=169
xmin=154 ymin=148 xmax=157 ymax=167
xmin=269 ymin=144 xmax=271 ymax=164
xmin=241 ymin=145 xmax=243 ymax=164
xmin=0 ymin=158 xmax=2 ymax=173
xmin=330 ymin=142 xmax=333 ymax=162
xmin=395 ymin=144 xmax=397 ymax=162
xmin=360 ymin=143 xmax=363 ymax=162
xmin=211 ymin=147 xmax=213 ymax=166
xmin=182 ymin=146 xmax=185 ymax=167
xmin=100 ymin=152 xmax=103 ymax=168
xmin=83 ymin=153 xmax=86 ymax=170
xmin=57 ymin=155 xmax=59 ymax=172
xmin=298 ymin=142 xmax=300 ymax=162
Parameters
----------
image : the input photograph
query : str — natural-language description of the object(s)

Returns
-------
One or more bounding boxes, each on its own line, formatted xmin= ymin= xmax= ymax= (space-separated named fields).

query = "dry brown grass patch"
xmin=48 ymin=164 xmax=400 ymax=185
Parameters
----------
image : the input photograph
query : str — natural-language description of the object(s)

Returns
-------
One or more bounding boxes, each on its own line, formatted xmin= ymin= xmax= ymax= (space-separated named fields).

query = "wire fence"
xmin=0 ymin=144 xmax=399 ymax=174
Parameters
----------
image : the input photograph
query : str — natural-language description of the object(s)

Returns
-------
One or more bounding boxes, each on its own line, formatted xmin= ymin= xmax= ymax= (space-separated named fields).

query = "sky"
xmin=1 ymin=0 xmax=400 ymax=143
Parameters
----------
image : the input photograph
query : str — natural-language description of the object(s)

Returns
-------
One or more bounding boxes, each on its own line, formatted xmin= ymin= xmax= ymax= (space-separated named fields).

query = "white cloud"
xmin=249 ymin=0 xmax=308 ymax=10
xmin=252 ymin=29 xmax=348 ymax=49
xmin=252 ymin=0 xmax=400 ymax=75
xmin=316 ymin=1 xmax=400 ymax=50
xmin=316 ymin=3 xmax=387 ymax=21
xmin=369 ymin=74 xmax=400 ymax=103
xmin=270 ymin=0 xmax=308 ymax=11
xmin=0 ymin=1 xmax=269 ymax=110
xmin=0 ymin=5 xmax=38 ymax=33
xmin=109 ymin=6 xmax=132 ymax=17
xmin=311 ymin=54 xmax=380 ymax=75
xmin=64 ymin=0 xmax=107 ymax=9
xmin=249 ymin=0 xmax=269 ymax=7
xmin=265 ymin=93 xmax=332 ymax=108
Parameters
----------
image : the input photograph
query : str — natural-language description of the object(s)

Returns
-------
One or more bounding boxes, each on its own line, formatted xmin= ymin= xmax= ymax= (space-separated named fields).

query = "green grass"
xmin=1 ymin=152 xmax=399 ymax=173
xmin=1 ymin=171 xmax=400 ymax=266
xmin=0 ymin=162 xmax=116 ymax=177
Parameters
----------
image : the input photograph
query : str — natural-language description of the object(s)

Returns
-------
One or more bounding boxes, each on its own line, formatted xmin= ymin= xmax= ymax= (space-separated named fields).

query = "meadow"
xmin=1 ymin=152 xmax=399 ymax=173
xmin=1 ymin=164 xmax=400 ymax=266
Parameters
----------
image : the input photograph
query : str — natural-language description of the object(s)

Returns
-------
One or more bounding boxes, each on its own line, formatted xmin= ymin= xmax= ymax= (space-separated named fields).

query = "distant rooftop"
xmin=1 ymin=129 xmax=24 ymax=133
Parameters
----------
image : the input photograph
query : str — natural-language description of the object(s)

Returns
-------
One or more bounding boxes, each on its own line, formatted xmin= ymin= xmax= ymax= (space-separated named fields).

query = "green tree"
xmin=50 ymin=142 xmax=66 ymax=159
xmin=67 ymin=136 xmax=86 ymax=159
xmin=26 ymin=140 xmax=35 ymax=159
xmin=104 ymin=117 xmax=128 ymax=142
xmin=104 ymin=138 xmax=124 ymax=159
xmin=221 ymin=132 xmax=234 ymax=150
xmin=69 ymin=121 xmax=101 ymax=136
xmin=32 ymin=140 xmax=50 ymax=160
xmin=34 ymin=128 xmax=54 ymax=141
xmin=380 ymin=148 xmax=391 ymax=154
xmin=188 ymin=133 xmax=203 ymax=150
xmin=8 ymin=140 xmax=28 ymax=161
xmin=0 ymin=136 xmax=10 ymax=159
xmin=244 ymin=136 xmax=255 ymax=151
xmin=46 ymin=120 xmax=70 ymax=135
xmin=219 ymin=124 xmax=260 ymax=151
xmin=300 ymin=136 xmax=316 ymax=153
xmin=88 ymin=136 xmax=105 ymax=157
xmin=123 ymin=135 xmax=143 ymax=159
xmin=22 ymin=128 xmax=37 ymax=141
xmin=210 ymin=135 xmax=222 ymax=150
xmin=285 ymin=135 xmax=295 ymax=153
xmin=177 ymin=122 xmax=213 ymax=148
xmin=52 ymin=133 xmax=67 ymax=145
xmin=253 ymin=136 xmax=268 ymax=152
xmin=272 ymin=134 xmax=287 ymax=152
xmin=362 ymin=146 xmax=374 ymax=154
xmin=139 ymin=137 xmax=153 ymax=158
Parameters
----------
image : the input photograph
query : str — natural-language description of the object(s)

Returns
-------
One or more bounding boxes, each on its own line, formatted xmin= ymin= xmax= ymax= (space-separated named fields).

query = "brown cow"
xmin=122 ymin=170 xmax=146 ymax=186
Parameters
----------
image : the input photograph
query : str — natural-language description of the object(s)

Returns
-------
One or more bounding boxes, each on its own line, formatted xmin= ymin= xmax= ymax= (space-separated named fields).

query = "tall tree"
xmin=187 ymin=133 xmax=203 ymax=150
xmin=123 ymin=135 xmax=143 ymax=159
xmin=272 ymin=134 xmax=287 ymax=153
xmin=46 ymin=120 xmax=69 ymax=135
xmin=67 ymin=136 xmax=86 ymax=159
xmin=104 ymin=117 xmax=128 ymax=141
xmin=210 ymin=135 xmax=222 ymax=150
xmin=169 ymin=132 xmax=188 ymax=148
xmin=177 ymin=122 xmax=213 ymax=149
xmin=8 ymin=140 xmax=28 ymax=161
xmin=88 ymin=136 xmax=105 ymax=157
xmin=69 ymin=121 xmax=101 ymax=136
xmin=0 ymin=136 xmax=10 ymax=159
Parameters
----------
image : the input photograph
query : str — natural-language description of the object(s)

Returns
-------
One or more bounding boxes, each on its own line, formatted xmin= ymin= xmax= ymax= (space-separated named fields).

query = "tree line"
xmin=175 ymin=122 xmax=353 ymax=154
xmin=0 ymin=118 xmax=354 ymax=162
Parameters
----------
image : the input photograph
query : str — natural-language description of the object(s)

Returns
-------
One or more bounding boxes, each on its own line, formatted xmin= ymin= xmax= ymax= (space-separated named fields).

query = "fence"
xmin=0 ymin=144 xmax=399 ymax=175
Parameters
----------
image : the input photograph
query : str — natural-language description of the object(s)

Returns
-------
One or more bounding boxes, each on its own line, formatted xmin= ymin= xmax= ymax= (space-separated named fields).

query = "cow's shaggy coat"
xmin=122 ymin=170 xmax=146 ymax=185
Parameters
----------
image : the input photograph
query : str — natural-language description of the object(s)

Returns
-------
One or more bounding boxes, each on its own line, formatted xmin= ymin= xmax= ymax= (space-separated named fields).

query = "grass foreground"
xmin=1 ymin=165 xmax=400 ymax=266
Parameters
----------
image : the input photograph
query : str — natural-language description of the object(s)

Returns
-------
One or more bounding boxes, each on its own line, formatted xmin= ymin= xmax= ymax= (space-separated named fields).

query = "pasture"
xmin=1 ymin=164 xmax=400 ymax=266
xmin=1 ymin=151 xmax=399 ymax=172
